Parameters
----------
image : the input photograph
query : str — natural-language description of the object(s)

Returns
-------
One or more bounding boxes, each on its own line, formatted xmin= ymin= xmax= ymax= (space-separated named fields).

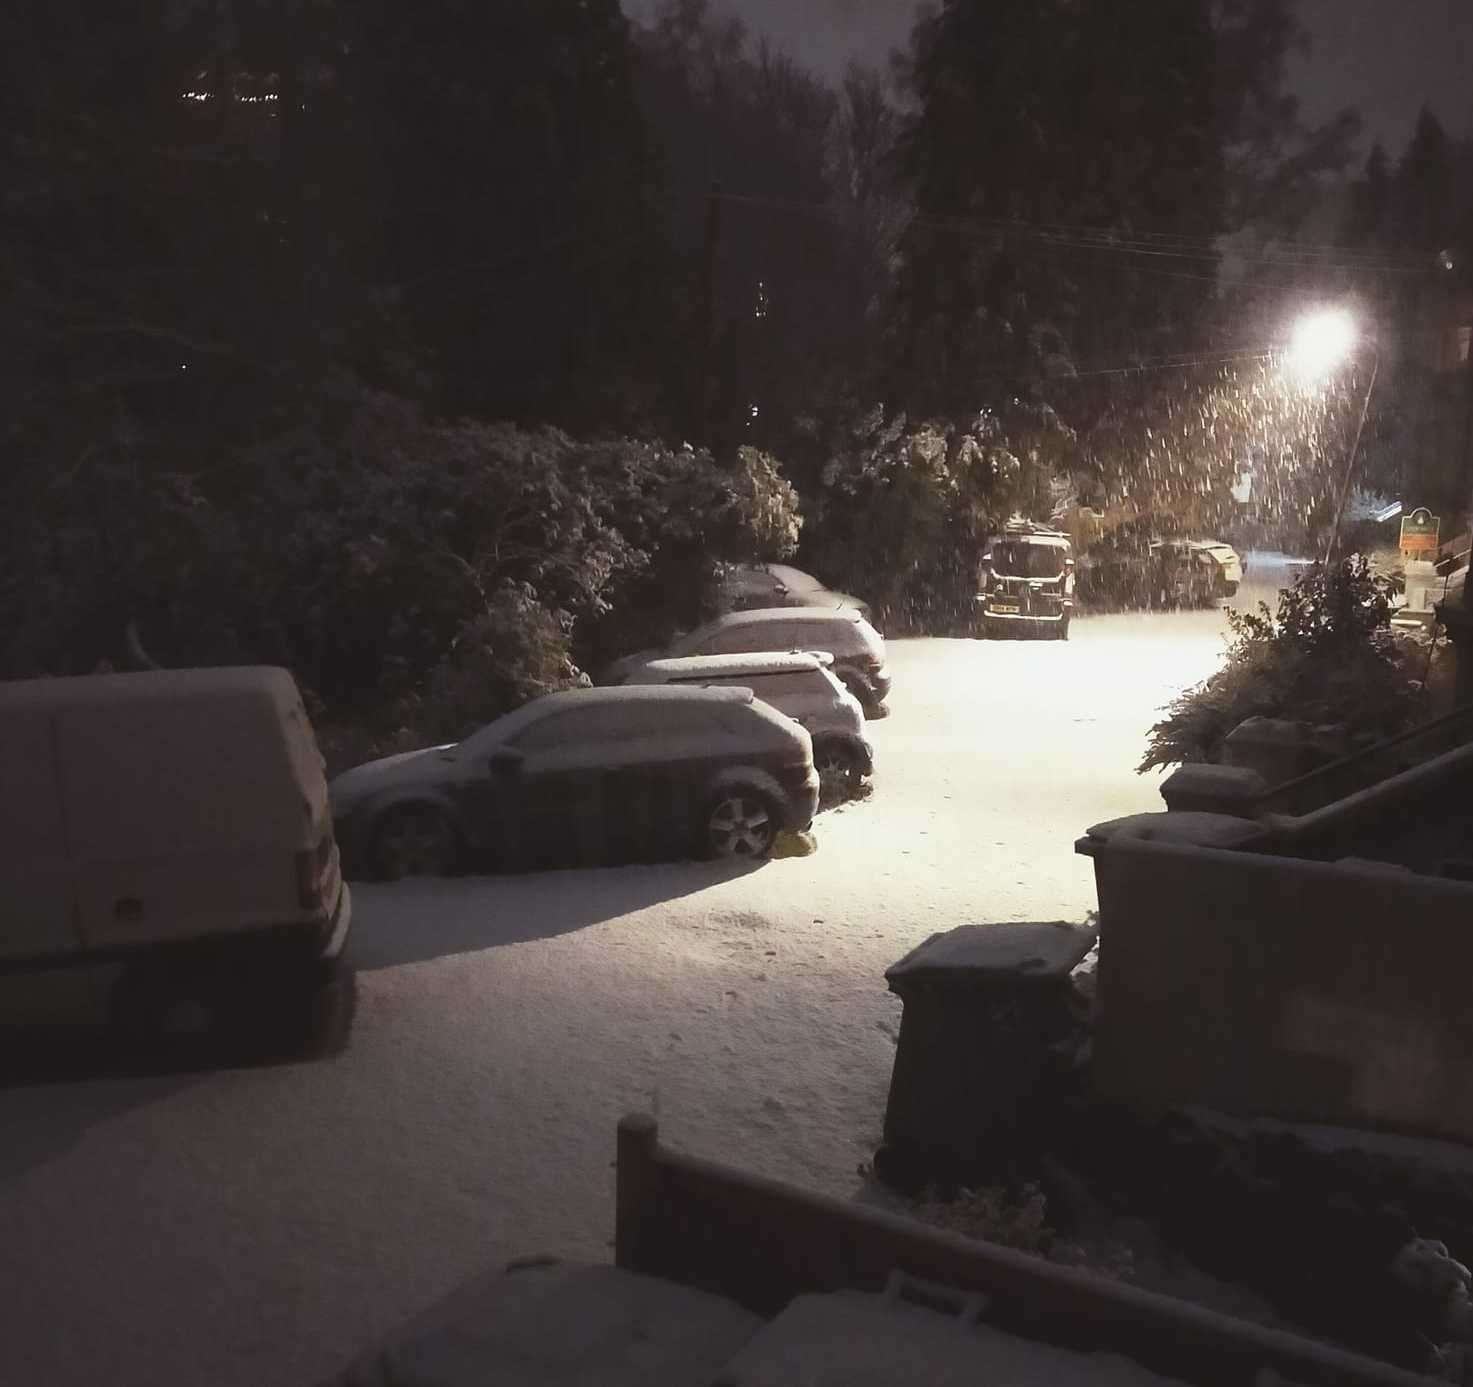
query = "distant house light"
xmin=179 ymin=90 xmax=280 ymax=103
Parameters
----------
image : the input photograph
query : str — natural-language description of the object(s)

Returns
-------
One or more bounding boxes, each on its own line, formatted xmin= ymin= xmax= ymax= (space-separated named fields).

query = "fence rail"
xmin=614 ymin=1113 xmax=1431 ymax=1387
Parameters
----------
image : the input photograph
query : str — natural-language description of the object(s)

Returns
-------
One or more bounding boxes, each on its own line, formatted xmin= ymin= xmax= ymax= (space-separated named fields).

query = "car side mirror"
xmin=773 ymin=583 xmax=788 ymax=596
xmin=488 ymin=748 xmax=524 ymax=776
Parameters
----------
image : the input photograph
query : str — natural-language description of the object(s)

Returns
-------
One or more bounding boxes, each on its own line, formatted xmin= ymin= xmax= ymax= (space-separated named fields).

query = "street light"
xmin=1286 ymin=308 xmax=1358 ymax=383
xmin=1283 ymin=308 xmax=1379 ymax=564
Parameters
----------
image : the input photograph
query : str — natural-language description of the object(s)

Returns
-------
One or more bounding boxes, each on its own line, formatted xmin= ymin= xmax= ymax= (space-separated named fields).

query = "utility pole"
xmin=1461 ymin=309 xmax=1473 ymax=576
xmin=1435 ymin=283 xmax=1473 ymax=702
xmin=1323 ymin=349 xmax=1380 ymax=566
xmin=693 ymin=180 xmax=722 ymax=450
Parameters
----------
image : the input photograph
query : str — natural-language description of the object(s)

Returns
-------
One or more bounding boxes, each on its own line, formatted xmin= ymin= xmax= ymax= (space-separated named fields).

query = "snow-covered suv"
xmin=624 ymin=651 xmax=873 ymax=800
xmin=602 ymin=607 xmax=892 ymax=717
xmin=330 ymin=686 xmax=820 ymax=877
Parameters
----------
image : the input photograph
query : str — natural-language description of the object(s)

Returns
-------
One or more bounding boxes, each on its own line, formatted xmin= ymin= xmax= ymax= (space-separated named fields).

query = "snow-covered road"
xmin=0 ymin=560 xmax=1293 ymax=1387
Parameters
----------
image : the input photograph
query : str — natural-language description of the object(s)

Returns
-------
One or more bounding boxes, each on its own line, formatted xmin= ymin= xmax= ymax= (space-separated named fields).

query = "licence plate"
xmin=992 ymin=603 xmax=1020 ymax=614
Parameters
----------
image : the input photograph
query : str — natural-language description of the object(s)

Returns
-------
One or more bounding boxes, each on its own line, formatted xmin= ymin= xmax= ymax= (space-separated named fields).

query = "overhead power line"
xmin=710 ymin=189 xmax=1434 ymax=276
xmin=1060 ymin=349 xmax=1275 ymax=380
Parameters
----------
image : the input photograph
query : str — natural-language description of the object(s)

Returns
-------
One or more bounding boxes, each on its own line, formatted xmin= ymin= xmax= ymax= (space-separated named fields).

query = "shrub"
xmin=0 ymin=382 xmax=803 ymax=762
xmin=1140 ymin=557 xmax=1418 ymax=772
xmin=796 ymin=404 xmax=1067 ymax=634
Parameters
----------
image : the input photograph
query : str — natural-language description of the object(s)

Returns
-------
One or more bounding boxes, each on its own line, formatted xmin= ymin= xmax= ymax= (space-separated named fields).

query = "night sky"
xmin=625 ymin=0 xmax=1471 ymax=154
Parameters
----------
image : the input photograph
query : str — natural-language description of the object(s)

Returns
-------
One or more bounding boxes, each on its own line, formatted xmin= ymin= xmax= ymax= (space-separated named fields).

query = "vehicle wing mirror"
xmin=488 ymin=748 xmax=524 ymax=776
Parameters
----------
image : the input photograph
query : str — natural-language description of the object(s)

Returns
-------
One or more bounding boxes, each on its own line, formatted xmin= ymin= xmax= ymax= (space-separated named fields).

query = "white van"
xmin=623 ymin=651 xmax=873 ymax=798
xmin=0 ymin=667 xmax=351 ymax=1042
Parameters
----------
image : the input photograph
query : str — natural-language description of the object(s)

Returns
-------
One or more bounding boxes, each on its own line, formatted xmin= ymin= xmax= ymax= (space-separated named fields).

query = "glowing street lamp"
xmin=1286 ymin=308 xmax=1358 ymax=384
xmin=1283 ymin=308 xmax=1379 ymax=563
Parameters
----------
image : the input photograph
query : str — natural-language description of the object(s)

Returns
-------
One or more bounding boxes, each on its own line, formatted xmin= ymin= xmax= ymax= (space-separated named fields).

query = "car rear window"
xmin=992 ymin=541 xmax=1067 ymax=578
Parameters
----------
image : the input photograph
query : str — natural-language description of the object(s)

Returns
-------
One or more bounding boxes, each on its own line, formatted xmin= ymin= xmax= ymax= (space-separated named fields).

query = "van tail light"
xmin=296 ymin=832 xmax=335 ymax=911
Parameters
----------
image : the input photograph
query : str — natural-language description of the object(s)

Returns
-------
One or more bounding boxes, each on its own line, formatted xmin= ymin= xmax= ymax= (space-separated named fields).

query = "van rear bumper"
xmin=0 ymin=906 xmax=352 ymax=978
xmin=321 ymin=882 xmax=353 ymax=961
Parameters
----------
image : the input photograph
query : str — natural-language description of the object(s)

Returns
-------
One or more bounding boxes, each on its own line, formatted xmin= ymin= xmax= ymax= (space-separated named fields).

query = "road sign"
xmin=1400 ymin=507 xmax=1440 ymax=559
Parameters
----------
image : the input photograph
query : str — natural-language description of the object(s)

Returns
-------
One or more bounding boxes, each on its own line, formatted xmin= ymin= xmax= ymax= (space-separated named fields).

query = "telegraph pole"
xmin=693 ymin=180 xmax=722 ymax=449
xmin=1436 ymin=276 xmax=1473 ymax=702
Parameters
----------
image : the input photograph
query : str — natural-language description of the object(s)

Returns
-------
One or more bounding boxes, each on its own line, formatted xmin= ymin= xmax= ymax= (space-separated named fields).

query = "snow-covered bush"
xmin=1 ymin=382 xmax=803 ymax=756
xmin=1140 ymin=558 xmax=1419 ymax=772
xmin=796 ymin=404 xmax=1066 ymax=633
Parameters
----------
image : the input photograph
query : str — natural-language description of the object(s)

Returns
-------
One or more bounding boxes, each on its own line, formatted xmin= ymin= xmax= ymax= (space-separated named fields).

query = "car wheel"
xmin=111 ymin=955 xmax=355 ymax=1061
xmin=371 ymin=804 xmax=460 ymax=880
xmin=1223 ymin=580 xmax=1239 ymax=597
xmin=271 ymin=959 xmax=357 ymax=1059
xmin=1056 ymin=615 xmax=1071 ymax=641
xmin=703 ymin=788 xmax=780 ymax=858
xmin=110 ymin=959 xmax=222 ymax=1043
xmin=813 ymin=740 xmax=863 ymax=805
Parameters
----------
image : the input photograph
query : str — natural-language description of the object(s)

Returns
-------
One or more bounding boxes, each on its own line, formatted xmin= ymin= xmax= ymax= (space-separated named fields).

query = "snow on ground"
xmin=0 ymin=560 xmax=1292 ymax=1387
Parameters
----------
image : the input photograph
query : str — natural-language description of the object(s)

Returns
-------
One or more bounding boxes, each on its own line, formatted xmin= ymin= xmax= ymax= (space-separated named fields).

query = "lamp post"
xmin=1284 ymin=308 xmax=1380 ymax=565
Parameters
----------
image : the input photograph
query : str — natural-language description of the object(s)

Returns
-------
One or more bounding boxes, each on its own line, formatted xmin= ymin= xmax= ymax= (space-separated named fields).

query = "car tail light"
xmin=296 ymin=831 xmax=335 ymax=911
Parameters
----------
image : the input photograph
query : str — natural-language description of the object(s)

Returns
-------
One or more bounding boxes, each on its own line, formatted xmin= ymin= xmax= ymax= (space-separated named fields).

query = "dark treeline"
xmin=3 ymin=0 xmax=1469 ymax=748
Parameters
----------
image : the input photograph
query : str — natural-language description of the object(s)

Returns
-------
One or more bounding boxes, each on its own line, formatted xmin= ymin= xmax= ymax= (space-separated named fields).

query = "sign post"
xmin=1400 ymin=508 xmax=1440 ymax=561
xmin=1399 ymin=508 xmax=1441 ymax=622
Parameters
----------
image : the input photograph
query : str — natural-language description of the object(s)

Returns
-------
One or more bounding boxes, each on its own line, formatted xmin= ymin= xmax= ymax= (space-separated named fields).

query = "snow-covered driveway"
xmin=0 ymin=567 xmax=1288 ymax=1387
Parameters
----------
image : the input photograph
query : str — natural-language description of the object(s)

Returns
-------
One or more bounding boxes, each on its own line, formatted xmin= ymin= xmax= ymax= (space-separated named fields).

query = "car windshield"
xmin=991 ymin=541 xmax=1066 ymax=579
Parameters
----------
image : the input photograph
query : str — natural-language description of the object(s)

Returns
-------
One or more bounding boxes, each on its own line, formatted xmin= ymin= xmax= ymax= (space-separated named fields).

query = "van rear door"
xmin=0 ymin=708 xmax=79 ymax=961
xmin=57 ymin=688 xmax=312 ymax=949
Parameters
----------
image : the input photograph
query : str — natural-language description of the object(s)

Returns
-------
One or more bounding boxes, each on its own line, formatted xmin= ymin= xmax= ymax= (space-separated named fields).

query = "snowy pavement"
xmin=0 ymin=562 xmax=1292 ymax=1387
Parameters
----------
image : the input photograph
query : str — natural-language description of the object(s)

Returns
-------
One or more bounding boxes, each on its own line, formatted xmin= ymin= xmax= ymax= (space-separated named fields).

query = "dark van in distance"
xmin=976 ymin=523 xmax=1076 ymax=640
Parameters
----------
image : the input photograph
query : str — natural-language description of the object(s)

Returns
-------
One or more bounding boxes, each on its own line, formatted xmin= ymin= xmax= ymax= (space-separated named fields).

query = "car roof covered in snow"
xmin=487 ymin=682 xmax=753 ymax=732
xmin=703 ymin=606 xmax=864 ymax=630
xmin=627 ymin=652 xmax=831 ymax=681
xmin=763 ymin=563 xmax=827 ymax=589
xmin=995 ymin=532 xmax=1071 ymax=548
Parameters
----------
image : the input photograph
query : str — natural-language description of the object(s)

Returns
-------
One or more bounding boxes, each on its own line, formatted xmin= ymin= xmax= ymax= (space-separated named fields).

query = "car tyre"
xmin=110 ymin=958 xmax=223 ymax=1046
xmin=813 ymin=740 xmax=864 ymax=805
xmin=1056 ymin=614 xmax=1071 ymax=641
xmin=371 ymin=803 xmax=460 ymax=880
xmin=111 ymin=953 xmax=356 ymax=1062
xmin=702 ymin=787 xmax=780 ymax=859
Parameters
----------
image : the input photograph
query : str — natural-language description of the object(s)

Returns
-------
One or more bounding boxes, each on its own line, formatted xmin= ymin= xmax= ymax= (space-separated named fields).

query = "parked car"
xmin=1180 ymin=541 xmax=1243 ymax=597
xmin=721 ymin=563 xmax=871 ymax=621
xmin=601 ymin=607 xmax=892 ymax=717
xmin=0 ymin=667 xmax=352 ymax=1046
xmin=1078 ymin=525 xmax=1242 ymax=610
xmin=976 ymin=522 xmax=1075 ymax=639
xmin=330 ymin=685 xmax=820 ymax=878
xmin=623 ymin=651 xmax=873 ymax=800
